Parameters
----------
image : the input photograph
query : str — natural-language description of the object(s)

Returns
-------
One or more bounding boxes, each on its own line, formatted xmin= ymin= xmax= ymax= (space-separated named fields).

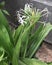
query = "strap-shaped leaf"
xmin=14 ymin=25 xmax=23 ymax=44
xmin=48 ymin=63 xmax=52 ymax=65
xmin=0 ymin=10 xmax=9 ymax=28
xmin=27 ymin=23 xmax=52 ymax=58
xmin=12 ymin=33 xmax=22 ymax=65
xmin=0 ymin=10 xmax=14 ymax=45
xmin=0 ymin=24 xmax=14 ymax=59
xmin=28 ymin=23 xmax=44 ymax=47
xmin=20 ymin=18 xmax=42 ymax=57
xmin=12 ymin=16 xmax=40 ymax=65
xmin=20 ymin=58 xmax=47 ymax=65
xmin=2 ymin=10 xmax=10 ymax=16
xmin=12 ymin=21 xmax=36 ymax=65
xmin=19 ymin=60 xmax=26 ymax=65
xmin=26 ymin=23 xmax=44 ymax=57
xmin=0 ymin=61 xmax=8 ymax=65
xmin=0 ymin=47 xmax=5 ymax=62
xmin=21 ymin=31 xmax=29 ymax=57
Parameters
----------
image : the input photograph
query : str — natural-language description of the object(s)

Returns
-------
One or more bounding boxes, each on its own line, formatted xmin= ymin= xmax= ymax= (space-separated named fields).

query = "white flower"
xmin=40 ymin=8 xmax=49 ymax=17
xmin=41 ymin=8 xmax=48 ymax=13
xmin=18 ymin=16 xmax=27 ymax=26
xmin=24 ymin=4 xmax=32 ymax=13
xmin=16 ymin=10 xmax=27 ymax=26
xmin=22 ymin=16 xmax=26 ymax=19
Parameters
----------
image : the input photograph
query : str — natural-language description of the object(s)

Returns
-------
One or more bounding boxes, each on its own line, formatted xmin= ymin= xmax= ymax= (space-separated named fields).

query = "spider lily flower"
xmin=34 ymin=8 xmax=49 ymax=17
xmin=40 ymin=8 xmax=48 ymax=13
xmin=22 ymin=16 xmax=26 ymax=19
xmin=24 ymin=3 xmax=33 ymax=14
xmin=16 ymin=4 xmax=49 ymax=26
xmin=18 ymin=16 xmax=27 ymax=26
xmin=40 ymin=8 xmax=49 ymax=17
xmin=17 ymin=12 xmax=27 ymax=26
xmin=39 ymin=21 xmax=46 ymax=26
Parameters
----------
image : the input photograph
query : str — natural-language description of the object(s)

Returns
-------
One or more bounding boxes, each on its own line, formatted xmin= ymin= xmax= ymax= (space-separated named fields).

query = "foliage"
xmin=0 ymin=3 xmax=52 ymax=65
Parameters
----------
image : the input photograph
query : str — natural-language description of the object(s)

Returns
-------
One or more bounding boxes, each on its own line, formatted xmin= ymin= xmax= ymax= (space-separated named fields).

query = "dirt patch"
xmin=35 ymin=42 xmax=52 ymax=63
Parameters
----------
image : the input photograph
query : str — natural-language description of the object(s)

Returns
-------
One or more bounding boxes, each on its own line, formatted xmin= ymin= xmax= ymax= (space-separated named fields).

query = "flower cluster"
xmin=16 ymin=4 xmax=49 ymax=26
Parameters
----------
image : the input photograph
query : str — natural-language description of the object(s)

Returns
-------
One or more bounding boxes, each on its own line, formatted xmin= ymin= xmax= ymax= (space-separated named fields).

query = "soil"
xmin=35 ymin=42 xmax=52 ymax=63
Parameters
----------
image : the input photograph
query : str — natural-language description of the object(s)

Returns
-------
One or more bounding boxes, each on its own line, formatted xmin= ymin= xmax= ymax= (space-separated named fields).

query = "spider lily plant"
xmin=0 ymin=3 xmax=52 ymax=65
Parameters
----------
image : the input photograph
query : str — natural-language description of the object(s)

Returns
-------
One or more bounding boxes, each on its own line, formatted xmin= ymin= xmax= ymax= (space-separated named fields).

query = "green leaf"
xmin=12 ymin=33 xmax=22 ymax=65
xmin=22 ymin=38 xmax=28 ymax=57
xmin=20 ymin=58 xmax=47 ymax=65
xmin=48 ymin=63 xmax=52 ymax=65
xmin=0 ymin=10 xmax=9 ymax=28
xmin=0 ymin=61 xmax=8 ymax=65
xmin=0 ymin=10 xmax=14 ymax=45
xmin=19 ymin=60 xmax=26 ymax=65
xmin=26 ymin=23 xmax=44 ymax=57
xmin=27 ymin=23 xmax=52 ymax=58
xmin=20 ymin=16 xmax=41 ymax=57
xmin=2 ymin=10 xmax=10 ymax=16
xmin=28 ymin=23 xmax=44 ymax=46
xmin=21 ymin=31 xmax=29 ymax=57
xmin=0 ymin=47 xmax=5 ymax=62
xmin=0 ymin=24 xmax=14 ymax=59
xmin=14 ymin=25 xmax=23 ymax=44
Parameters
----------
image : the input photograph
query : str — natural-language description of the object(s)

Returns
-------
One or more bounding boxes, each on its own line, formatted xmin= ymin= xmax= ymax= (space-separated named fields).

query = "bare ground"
xmin=35 ymin=42 xmax=52 ymax=63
